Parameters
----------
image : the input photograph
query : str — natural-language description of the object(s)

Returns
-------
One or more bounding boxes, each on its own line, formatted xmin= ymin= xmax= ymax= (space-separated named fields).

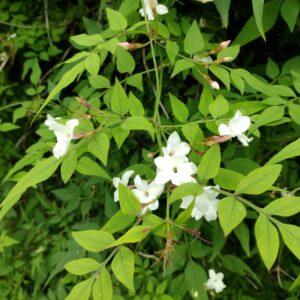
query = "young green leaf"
xmin=118 ymin=183 xmax=141 ymax=216
xmin=61 ymin=151 xmax=77 ymax=183
xmin=0 ymin=157 xmax=60 ymax=221
xmin=171 ymin=59 xmax=195 ymax=78
xmin=85 ymin=53 xmax=100 ymax=76
xmin=111 ymin=78 xmax=129 ymax=116
xmin=169 ymin=93 xmax=189 ymax=122
xmin=266 ymin=138 xmax=300 ymax=165
xmin=277 ymin=222 xmax=300 ymax=260
xmin=88 ymin=133 xmax=110 ymax=166
xmin=252 ymin=0 xmax=266 ymax=40
xmin=111 ymin=246 xmax=135 ymax=292
xmin=65 ymin=258 xmax=101 ymax=275
xmin=263 ymin=197 xmax=300 ymax=216
xmin=255 ymin=214 xmax=279 ymax=270
xmin=199 ymin=85 xmax=214 ymax=116
xmin=126 ymin=74 xmax=143 ymax=91
xmin=121 ymin=116 xmax=155 ymax=139
xmin=197 ymin=145 xmax=221 ymax=182
xmin=72 ymin=230 xmax=115 ymax=252
xmin=218 ymin=196 xmax=247 ymax=236
xmin=106 ymin=8 xmax=127 ymax=31
xmin=234 ymin=222 xmax=251 ymax=257
xmin=214 ymin=168 xmax=244 ymax=190
xmin=76 ymin=157 xmax=111 ymax=180
xmin=114 ymin=226 xmax=150 ymax=245
xmin=208 ymin=95 xmax=229 ymax=118
xmin=214 ymin=0 xmax=231 ymax=28
xmin=116 ymin=46 xmax=135 ymax=73
xmin=70 ymin=34 xmax=103 ymax=47
xmin=128 ymin=92 xmax=145 ymax=116
xmin=184 ymin=260 xmax=208 ymax=300
xmin=209 ymin=65 xmax=230 ymax=89
xmin=166 ymin=41 xmax=179 ymax=65
xmin=65 ymin=277 xmax=94 ymax=300
xmin=266 ymin=57 xmax=280 ymax=79
xmin=280 ymin=0 xmax=300 ymax=32
xmin=101 ymin=210 xmax=135 ymax=234
xmin=93 ymin=267 xmax=112 ymax=300
xmin=235 ymin=164 xmax=282 ymax=195
xmin=184 ymin=21 xmax=204 ymax=55
xmin=288 ymin=102 xmax=300 ymax=125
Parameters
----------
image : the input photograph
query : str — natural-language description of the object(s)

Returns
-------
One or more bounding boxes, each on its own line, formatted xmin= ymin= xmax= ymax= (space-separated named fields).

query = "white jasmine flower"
xmin=132 ymin=175 xmax=164 ymax=214
xmin=162 ymin=131 xmax=190 ymax=158
xmin=139 ymin=0 xmax=168 ymax=21
xmin=45 ymin=114 xmax=79 ymax=159
xmin=154 ymin=156 xmax=197 ymax=186
xmin=218 ymin=110 xmax=253 ymax=146
xmin=205 ymin=269 xmax=226 ymax=293
xmin=112 ymin=170 xmax=134 ymax=202
xmin=180 ymin=185 xmax=219 ymax=221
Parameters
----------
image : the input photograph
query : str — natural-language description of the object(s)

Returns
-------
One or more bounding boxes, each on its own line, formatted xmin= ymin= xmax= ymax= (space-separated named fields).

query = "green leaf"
xmin=61 ymin=151 xmax=77 ymax=183
xmin=93 ymin=267 xmax=112 ymax=300
xmin=266 ymin=138 xmax=300 ymax=165
xmin=128 ymin=92 xmax=145 ymax=116
xmin=234 ymin=222 xmax=251 ymax=257
xmin=65 ymin=258 xmax=101 ymax=275
xmin=116 ymin=46 xmax=135 ymax=73
xmin=88 ymin=75 xmax=110 ymax=89
xmin=70 ymin=34 xmax=103 ymax=47
xmin=255 ymin=214 xmax=279 ymax=270
xmin=111 ymin=78 xmax=129 ymax=116
xmin=76 ymin=157 xmax=111 ymax=180
xmin=0 ymin=157 xmax=60 ymax=221
xmin=101 ymin=210 xmax=135 ymax=234
xmin=126 ymin=74 xmax=143 ymax=91
xmin=118 ymin=183 xmax=141 ymax=216
xmin=277 ymin=222 xmax=300 ymax=260
xmin=214 ymin=168 xmax=244 ymax=190
xmin=250 ymin=106 xmax=284 ymax=132
xmin=184 ymin=260 xmax=208 ymax=300
xmin=114 ymin=226 xmax=150 ymax=245
xmin=171 ymin=59 xmax=195 ymax=78
xmin=199 ymin=85 xmax=213 ymax=116
xmin=289 ymin=274 xmax=300 ymax=291
xmin=288 ymin=102 xmax=300 ymax=125
xmin=218 ymin=197 xmax=247 ymax=236
xmin=166 ymin=41 xmax=179 ymax=65
xmin=112 ymin=126 xmax=130 ymax=148
xmin=235 ymin=164 xmax=282 ymax=195
xmin=217 ymin=45 xmax=240 ymax=61
xmin=184 ymin=21 xmax=204 ymax=55
xmin=72 ymin=230 xmax=115 ymax=252
xmin=85 ymin=53 xmax=100 ymax=76
xmin=106 ymin=8 xmax=127 ymax=31
xmin=209 ymin=65 xmax=230 ymax=89
xmin=263 ymin=197 xmax=300 ymax=216
xmin=0 ymin=122 xmax=20 ymax=132
xmin=169 ymin=93 xmax=189 ymax=122
xmin=169 ymin=183 xmax=203 ymax=204
xmin=88 ymin=133 xmax=110 ymax=165
xmin=233 ymin=0 xmax=281 ymax=46
xmin=121 ymin=116 xmax=155 ymax=139
xmin=65 ymin=277 xmax=94 ymax=300
xmin=182 ymin=123 xmax=203 ymax=146
xmin=266 ymin=57 xmax=280 ymax=79
xmin=252 ymin=0 xmax=266 ymax=40
xmin=209 ymin=95 xmax=229 ymax=118
xmin=214 ymin=0 xmax=231 ymax=28
xmin=111 ymin=246 xmax=135 ymax=292
xmin=281 ymin=0 xmax=300 ymax=32
xmin=230 ymin=70 xmax=245 ymax=94
xmin=35 ymin=61 xmax=85 ymax=118
xmin=197 ymin=145 xmax=221 ymax=182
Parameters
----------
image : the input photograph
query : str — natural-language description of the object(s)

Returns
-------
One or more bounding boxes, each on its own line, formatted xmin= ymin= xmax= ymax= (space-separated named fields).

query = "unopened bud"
xmin=202 ymin=135 xmax=232 ymax=146
xmin=147 ymin=152 xmax=155 ymax=158
xmin=220 ymin=40 xmax=231 ymax=49
xmin=118 ymin=42 xmax=142 ymax=50
xmin=209 ymin=80 xmax=220 ymax=90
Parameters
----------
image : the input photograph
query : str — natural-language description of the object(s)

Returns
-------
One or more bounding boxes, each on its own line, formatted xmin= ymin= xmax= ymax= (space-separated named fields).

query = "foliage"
xmin=1 ymin=0 xmax=300 ymax=299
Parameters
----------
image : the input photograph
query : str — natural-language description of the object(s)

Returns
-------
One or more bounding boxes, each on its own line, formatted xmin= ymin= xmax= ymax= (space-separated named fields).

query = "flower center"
xmin=173 ymin=166 xmax=178 ymax=173
xmin=144 ymin=191 xmax=150 ymax=197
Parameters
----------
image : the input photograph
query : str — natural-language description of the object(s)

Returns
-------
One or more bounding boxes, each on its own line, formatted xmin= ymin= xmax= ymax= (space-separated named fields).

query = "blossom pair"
xmin=113 ymin=170 xmax=164 ymax=215
xmin=45 ymin=114 xmax=79 ymax=159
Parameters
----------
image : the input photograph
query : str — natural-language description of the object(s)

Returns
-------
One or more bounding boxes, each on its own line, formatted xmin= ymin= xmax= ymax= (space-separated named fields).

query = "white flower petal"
xmin=155 ymin=170 xmax=171 ymax=185
xmin=180 ymin=196 xmax=194 ymax=209
xmin=156 ymin=4 xmax=168 ymax=15
xmin=228 ymin=112 xmax=251 ymax=135
xmin=218 ymin=124 xmax=233 ymax=136
xmin=121 ymin=170 xmax=134 ymax=185
xmin=236 ymin=134 xmax=253 ymax=147
xmin=191 ymin=207 xmax=204 ymax=220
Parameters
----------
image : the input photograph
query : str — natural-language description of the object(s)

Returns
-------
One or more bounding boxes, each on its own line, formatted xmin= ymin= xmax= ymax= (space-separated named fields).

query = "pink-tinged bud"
xmin=220 ymin=40 xmax=231 ymax=49
xmin=118 ymin=42 xmax=142 ymax=50
xmin=209 ymin=80 xmax=220 ymax=90
xmin=222 ymin=56 xmax=233 ymax=62
xmin=202 ymin=135 xmax=232 ymax=146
